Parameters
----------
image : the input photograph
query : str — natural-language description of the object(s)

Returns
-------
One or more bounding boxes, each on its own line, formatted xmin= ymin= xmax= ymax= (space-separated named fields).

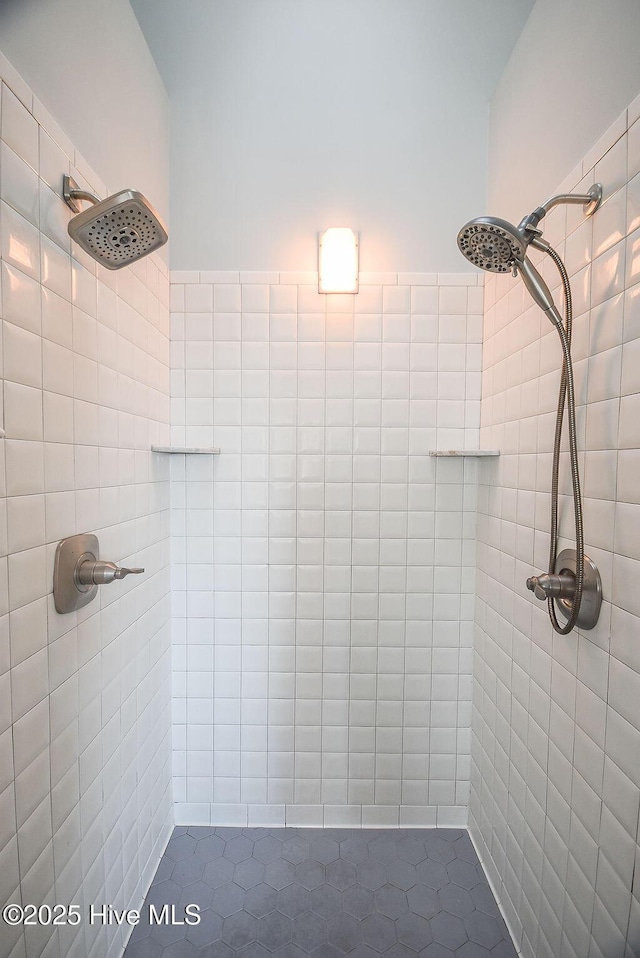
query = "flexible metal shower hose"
xmin=543 ymin=245 xmax=584 ymax=634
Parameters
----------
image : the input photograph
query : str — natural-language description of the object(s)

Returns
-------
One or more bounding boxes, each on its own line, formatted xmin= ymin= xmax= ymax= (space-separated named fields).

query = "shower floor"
xmin=123 ymin=826 xmax=516 ymax=958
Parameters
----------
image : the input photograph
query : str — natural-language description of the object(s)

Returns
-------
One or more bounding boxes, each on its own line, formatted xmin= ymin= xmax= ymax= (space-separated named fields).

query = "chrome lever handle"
xmin=114 ymin=566 xmax=145 ymax=579
xmin=526 ymin=572 xmax=575 ymax=602
xmin=76 ymin=559 xmax=145 ymax=586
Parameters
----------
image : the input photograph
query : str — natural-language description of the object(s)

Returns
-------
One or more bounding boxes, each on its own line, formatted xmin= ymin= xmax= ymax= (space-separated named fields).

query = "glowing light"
xmin=318 ymin=228 xmax=359 ymax=293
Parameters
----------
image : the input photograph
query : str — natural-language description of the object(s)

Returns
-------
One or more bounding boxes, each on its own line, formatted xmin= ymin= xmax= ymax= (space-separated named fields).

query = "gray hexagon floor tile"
xmin=235 ymin=857 xmax=266 ymax=889
xmin=202 ymin=857 xmax=235 ymax=888
xmin=309 ymin=945 xmax=342 ymax=958
xmin=340 ymin=837 xmax=369 ymax=865
xmin=195 ymin=835 xmax=226 ymax=862
xmin=277 ymin=882 xmax=311 ymax=919
xmin=265 ymin=858 xmax=296 ymax=890
xmin=293 ymin=910 xmax=326 ymax=952
xmin=309 ymin=835 xmax=340 ymax=865
xmin=356 ymin=859 xmax=387 ymax=891
xmin=369 ymin=836 xmax=400 ymax=865
xmin=178 ymin=881 xmax=214 ymax=912
xmin=387 ymin=859 xmax=419 ymax=889
xmin=374 ymin=883 xmax=409 ymax=920
xmin=438 ymin=882 xmax=475 ymax=918
xmin=165 ymin=835 xmax=197 ymax=862
xmin=294 ymin=859 xmax=325 ymax=890
xmin=224 ymin=835 xmax=255 ymax=863
xmin=457 ymin=942 xmax=493 ymax=958
xmin=145 ymin=880 xmax=182 ymax=910
xmin=430 ymin=912 xmax=468 ymax=950
xmin=326 ymin=858 xmax=357 ymax=890
xmin=244 ymin=882 xmax=278 ymax=918
xmin=187 ymin=825 xmax=217 ymax=839
xmin=151 ymin=857 xmax=174 ymax=884
xmin=236 ymin=944 xmax=271 ymax=958
xmin=385 ymin=945 xmax=420 ymax=958
xmin=273 ymin=945 xmax=307 ymax=958
xmin=469 ymin=883 xmax=500 ymax=917
xmin=360 ymin=912 xmax=397 ymax=952
xmin=327 ymin=913 xmax=362 ymax=953
xmin=124 ymin=826 xmax=517 ymax=958
xmin=446 ymin=858 xmax=481 ymax=890
xmin=282 ymin=837 xmax=310 ymax=864
xmin=198 ymin=942 xmax=234 ymax=957
xmin=416 ymin=859 xmax=450 ymax=890
xmin=425 ymin=836 xmax=457 ymax=865
xmin=184 ymin=908 xmax=223 ymax=948
xmin=160 ymin=940 xmax=198 ymax=957
xmin=452 ymin=834 xmax=477 ymax=863
xmin=221 ymin=910 xmax=259 ymax=949
xmin=255 ymin=836 xmax=284 ymax=864
xmin=256 ymin=911 xmax=293 ymax=950
xmin=419 ymin=944 xmax=455 ymax=958
xmin=349 ymin=946 xmax=380 ymax=958
xmin=396 ymin=911 xmax=433 ymax=950
xmin=464 ymin=911 xmax=503 ymax=949
xmin=170 ymin=856 xmax=205 ymax=886
xmin=309 ymin=883 xmax=342 ymax=919
xmin=343 ymin=884 xmax=375 ymax=920
xmin=407 ymin=883 xmax=442 ymax=919
xmin=397 ymin=837 xmax=429 ymax=865
xmin=210 ymin=881 xmax=246 ymax=917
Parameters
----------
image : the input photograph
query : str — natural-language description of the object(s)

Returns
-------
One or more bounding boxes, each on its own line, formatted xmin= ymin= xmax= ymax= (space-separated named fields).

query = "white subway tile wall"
xmin=0 ymin=62 xmax=172 ymax=958
xmin=472 ymin=94 xmax=640 ymax=958
xmin=170 ymin=270 xmax=483 ymax=828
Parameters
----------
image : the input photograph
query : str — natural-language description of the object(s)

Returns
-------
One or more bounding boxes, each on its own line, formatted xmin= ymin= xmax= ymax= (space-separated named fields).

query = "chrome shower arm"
xmin=540 ymin=185 xmax=602 ymax=214
xmin=63 ymin=174 xmax=100 ymax=214
xmin=519 ymin=182 xmax=602 ymax=233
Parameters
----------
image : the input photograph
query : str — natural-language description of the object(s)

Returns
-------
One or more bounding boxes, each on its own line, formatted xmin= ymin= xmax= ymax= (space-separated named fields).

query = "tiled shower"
xmin=169 ymin=271 xmax=482 ymax=828
xmin=0 ymin=1 xmax=639 ymax=957
xmin=473 ymin=100 xmax=640 ymax=957
xmin=0 ymin=50 xmax=173 ymax=958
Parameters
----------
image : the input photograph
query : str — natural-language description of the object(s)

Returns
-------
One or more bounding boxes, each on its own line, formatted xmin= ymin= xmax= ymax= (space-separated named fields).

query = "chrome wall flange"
xmin=554 ymin=548 xmax=602 ymax=630
xmin=583 ymin=182 xmax=603 ymax=217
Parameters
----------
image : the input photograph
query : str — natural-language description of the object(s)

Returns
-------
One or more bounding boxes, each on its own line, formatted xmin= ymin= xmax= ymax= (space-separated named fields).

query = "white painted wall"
xmin=0 ymin=0 xmax=169 ymax=221
xmin=489 ymin=0 xmax=640 ymax=221
xmin=132 ymin=0 xmax=533 ymax=272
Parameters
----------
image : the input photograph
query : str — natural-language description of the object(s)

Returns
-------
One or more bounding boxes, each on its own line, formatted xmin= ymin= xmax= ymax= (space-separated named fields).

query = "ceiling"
xmin=132 ymin=0 xmax=534 ymax=101
xmin=128 ymin=0 xmax=536 ymax=270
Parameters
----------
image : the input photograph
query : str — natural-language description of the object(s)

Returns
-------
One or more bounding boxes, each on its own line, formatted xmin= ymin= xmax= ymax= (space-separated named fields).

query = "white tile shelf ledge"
xmin=429 ymin=449 xmax=500 ymax=457
xmin=151 ymin=446 xmax=221 ymax=454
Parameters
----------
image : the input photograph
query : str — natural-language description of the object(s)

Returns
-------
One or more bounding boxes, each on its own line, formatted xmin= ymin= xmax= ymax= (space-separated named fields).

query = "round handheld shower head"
xmin=457 ymin=216 xmax=527 ymax=273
